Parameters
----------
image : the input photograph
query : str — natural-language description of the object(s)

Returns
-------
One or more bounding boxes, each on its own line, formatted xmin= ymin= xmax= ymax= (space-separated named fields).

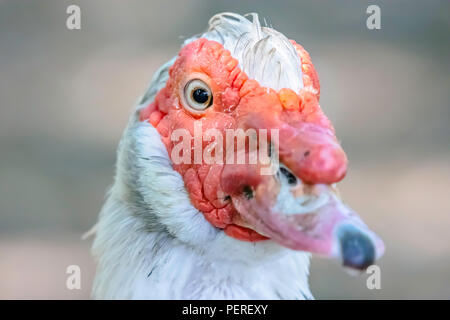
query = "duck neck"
xmin=92 ymin=195 xmax=313 ymax=299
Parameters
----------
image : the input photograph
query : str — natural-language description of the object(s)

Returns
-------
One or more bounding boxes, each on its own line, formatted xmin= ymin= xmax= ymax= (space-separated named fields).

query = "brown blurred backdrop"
xmin=0 ymin=0 xmax=449 ymax=299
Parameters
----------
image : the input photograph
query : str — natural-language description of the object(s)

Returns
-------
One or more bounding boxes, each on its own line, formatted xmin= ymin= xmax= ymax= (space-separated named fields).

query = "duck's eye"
xmin=184 ymin=79 xmax=213 ymax=111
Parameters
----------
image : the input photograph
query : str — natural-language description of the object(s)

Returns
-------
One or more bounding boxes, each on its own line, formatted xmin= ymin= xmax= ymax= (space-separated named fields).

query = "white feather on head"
xmin=203 ymin=12 xmax=303 ymax=92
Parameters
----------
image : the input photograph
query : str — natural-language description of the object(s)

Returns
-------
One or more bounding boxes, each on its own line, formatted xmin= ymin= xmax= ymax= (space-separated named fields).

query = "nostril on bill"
xmin=242 ymin=185 xmax=254 ymax=199
xmin=338 ymin=225 xmax=375 ymax=270
xmin=279 ymin=166 xmax=297 ymax=185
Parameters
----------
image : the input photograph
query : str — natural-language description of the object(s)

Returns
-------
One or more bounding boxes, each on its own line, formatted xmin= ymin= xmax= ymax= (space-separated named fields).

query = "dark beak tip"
xmin=338 ymin=225 xmax=376 ymax=271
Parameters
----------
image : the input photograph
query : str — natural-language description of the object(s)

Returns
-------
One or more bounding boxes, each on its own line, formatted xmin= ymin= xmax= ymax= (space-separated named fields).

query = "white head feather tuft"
xmin=201 ymin=12 xmax=303 ymax=92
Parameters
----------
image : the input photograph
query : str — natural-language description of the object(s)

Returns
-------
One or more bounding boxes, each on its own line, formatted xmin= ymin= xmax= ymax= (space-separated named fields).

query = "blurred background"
xmin=0 ymin=0 xmax=449 ymax=299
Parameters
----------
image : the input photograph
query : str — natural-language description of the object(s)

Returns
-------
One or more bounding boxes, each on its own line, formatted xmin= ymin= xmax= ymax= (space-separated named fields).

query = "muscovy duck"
xmin=91 ymin=12 xmax=384 ymax=299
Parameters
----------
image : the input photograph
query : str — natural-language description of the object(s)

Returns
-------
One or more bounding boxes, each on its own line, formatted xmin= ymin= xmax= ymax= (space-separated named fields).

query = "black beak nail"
xmin=338 ymin=225 xmax=375 ymax=270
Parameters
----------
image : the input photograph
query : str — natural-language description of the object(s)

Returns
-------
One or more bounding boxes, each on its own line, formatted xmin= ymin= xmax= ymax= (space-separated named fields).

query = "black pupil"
xmin=192 ymin=88 xmax=209 ymax=104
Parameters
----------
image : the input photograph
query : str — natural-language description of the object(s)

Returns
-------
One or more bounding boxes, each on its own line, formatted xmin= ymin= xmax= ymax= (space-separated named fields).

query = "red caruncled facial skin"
xmin=139 ymin=38 xmax=347 ymax=242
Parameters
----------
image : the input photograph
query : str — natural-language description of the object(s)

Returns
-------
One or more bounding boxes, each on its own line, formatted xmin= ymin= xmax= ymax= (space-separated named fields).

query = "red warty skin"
xmin=139 ymin=38 xmax=347 ymax=242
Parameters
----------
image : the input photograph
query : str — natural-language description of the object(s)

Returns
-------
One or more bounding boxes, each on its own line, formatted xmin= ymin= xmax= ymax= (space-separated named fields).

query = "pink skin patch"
xmin=138 ymin=38 xmax=384 ymax=267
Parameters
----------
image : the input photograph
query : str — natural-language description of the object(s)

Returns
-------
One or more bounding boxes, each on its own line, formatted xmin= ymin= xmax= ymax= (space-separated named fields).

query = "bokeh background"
xmin=0 ymin=0 xmax=449 ymax=299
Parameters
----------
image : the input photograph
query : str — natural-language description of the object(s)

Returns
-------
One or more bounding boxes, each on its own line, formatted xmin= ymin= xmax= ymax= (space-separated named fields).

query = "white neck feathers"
xmin=92 ymin=117 xmax=312 ymax=299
